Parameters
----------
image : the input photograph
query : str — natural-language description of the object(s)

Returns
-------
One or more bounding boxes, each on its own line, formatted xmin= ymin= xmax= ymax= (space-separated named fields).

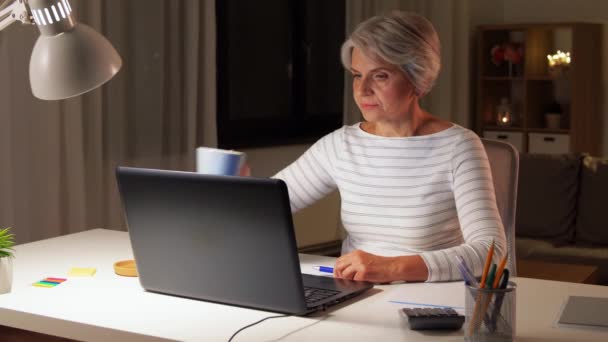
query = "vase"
xmin=496 ymin=98 xmax=514 ymax=126
xmin=0 ymin=257 xmax=13 ymax=294
xmin=545 ymin=113 xmax=561 ymax=129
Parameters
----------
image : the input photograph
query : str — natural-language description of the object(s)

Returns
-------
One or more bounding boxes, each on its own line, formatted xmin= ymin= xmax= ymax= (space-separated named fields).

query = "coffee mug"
xmin=196 ymin=147 xmax=246 ymax=176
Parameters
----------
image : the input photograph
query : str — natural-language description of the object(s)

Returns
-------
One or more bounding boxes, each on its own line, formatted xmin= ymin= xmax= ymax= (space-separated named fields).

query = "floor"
xmin=0 ymin=326 xmax=77 ymax=342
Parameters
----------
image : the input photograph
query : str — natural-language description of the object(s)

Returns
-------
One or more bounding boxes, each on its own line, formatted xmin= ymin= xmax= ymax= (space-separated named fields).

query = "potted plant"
xmin=545 ymin=101 xmax=562 ymax=130
xmin=0 ymin=227 xmax=15 ymax=294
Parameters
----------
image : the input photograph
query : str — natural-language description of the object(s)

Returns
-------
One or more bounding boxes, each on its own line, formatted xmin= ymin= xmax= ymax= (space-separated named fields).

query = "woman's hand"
xmin=334 ymin=250 xmax=397 ymax=283
xmin=239 ymin=163 xmax=251 ymax=176
xmin=334 ymin=250 xmax=429 ymax=283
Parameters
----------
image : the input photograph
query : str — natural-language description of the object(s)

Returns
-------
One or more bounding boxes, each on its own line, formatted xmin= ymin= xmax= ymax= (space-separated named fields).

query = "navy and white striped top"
xmin=273 ymin=122 xmax=506 ymax=282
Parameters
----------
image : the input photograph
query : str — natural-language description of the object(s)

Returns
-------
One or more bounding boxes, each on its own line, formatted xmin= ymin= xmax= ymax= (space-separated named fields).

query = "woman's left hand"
xmin=333 ymin=249 xmax=396 ymax=283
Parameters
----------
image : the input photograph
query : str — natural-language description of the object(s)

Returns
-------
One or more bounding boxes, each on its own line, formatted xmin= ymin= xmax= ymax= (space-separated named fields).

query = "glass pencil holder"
xmin=464 ymin=282 xmax=516 ymax=342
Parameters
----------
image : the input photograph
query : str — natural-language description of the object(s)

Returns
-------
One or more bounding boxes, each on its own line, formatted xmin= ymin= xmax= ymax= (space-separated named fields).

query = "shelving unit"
xmin=476 ymin=23 xmax=602 ymax=155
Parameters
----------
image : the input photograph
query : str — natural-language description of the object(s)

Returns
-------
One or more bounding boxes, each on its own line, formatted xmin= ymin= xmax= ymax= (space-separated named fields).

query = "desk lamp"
xmin=0 ymin=0 xmax=122 ymax=100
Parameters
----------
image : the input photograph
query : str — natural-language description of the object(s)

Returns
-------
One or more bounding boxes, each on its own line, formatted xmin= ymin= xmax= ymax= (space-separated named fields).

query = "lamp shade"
xmin=27 ymin=0 xmax=122 ymax=100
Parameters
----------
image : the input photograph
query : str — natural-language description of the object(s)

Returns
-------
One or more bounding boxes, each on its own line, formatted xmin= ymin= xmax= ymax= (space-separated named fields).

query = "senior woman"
xmin=273 ymin=11 xmax=506 ymax=283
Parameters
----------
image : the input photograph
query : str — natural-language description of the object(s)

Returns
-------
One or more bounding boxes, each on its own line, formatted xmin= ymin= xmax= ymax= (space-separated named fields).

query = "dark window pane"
xmin=296 ymin=1 xmax=345 ymax=118
xmin=216 ymin=0 xmax=345 ymax=148
xmin=221 ymin=0 xmax=291 ymax=120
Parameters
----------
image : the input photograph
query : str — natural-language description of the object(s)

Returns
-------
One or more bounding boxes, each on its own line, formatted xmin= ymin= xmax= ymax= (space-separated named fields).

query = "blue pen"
xmin=456 ymin=256 xmax=494 ymax=327
xmin=456 ymin=255 xmax=475 ymax=276
xmin=455 ymin=255 xmax=478 ymax=287
xmin=312 ymin=266 xmax=334 ymax=274
xmin=457 ymin=263 xmax=478 ymax=287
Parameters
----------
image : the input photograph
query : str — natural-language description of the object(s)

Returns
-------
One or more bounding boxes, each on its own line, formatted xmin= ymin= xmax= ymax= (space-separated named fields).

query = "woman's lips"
xmin=361 ymin=103 xmax=378 ymax=109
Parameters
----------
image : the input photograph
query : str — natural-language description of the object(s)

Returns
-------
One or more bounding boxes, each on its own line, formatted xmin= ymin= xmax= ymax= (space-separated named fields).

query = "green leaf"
xmin=0 ymin=227 xmax=15 ymax=258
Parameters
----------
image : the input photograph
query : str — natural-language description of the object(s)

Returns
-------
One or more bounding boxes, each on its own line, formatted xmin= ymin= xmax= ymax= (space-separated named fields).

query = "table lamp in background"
xmin=0 ymin=0 xmax=122 ymax=100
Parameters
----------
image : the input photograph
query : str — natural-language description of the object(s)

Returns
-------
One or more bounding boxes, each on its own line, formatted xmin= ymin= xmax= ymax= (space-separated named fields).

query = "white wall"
xmin=241 ymin=145 xmax=342 ymax=248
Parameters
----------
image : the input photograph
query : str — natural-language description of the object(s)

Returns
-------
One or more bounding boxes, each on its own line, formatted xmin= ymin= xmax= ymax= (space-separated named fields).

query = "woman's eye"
xmin=352 ymin=74 xmax=362 ymax=79
xmin=374 ymin=73 xmax=388 ymax=80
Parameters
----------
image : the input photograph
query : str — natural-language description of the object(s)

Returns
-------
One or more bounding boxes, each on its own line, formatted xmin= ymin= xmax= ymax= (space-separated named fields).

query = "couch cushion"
xmin=516 ymin=237 xmax=608 ymax=284
xmin=515 ymin=153 xmax=581 ymax=243
xmin=575 ymin=156 xmax=608 ymax=246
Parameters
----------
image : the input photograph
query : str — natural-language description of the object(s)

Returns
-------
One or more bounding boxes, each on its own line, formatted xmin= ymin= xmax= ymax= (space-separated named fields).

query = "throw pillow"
xmin=575 ymin=156 xmax=608 ymax=246
xmin=515 ymin=153 xmax=581 ymax=244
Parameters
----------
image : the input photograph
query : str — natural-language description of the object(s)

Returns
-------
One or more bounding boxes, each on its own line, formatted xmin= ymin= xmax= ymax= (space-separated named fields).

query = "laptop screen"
xmin=116 ymin=167 xmax=309 ymax=313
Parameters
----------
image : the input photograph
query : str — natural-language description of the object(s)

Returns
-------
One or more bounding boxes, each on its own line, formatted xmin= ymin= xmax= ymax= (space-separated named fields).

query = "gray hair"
xmin=341 ymin=11 xmax=441 ymax=97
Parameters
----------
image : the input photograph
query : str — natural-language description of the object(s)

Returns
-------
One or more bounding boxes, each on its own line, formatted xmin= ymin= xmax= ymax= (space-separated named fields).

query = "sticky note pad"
xmin=33 ymin=277 xmax=67 ymax=288
xmin=44 ymin=277 xmax=67 ymax=283
xmin=33 ymin=282 xmax=56 ymax=288
xmin=68 ymin=267 xmax=97 ymax=277
xmin=37 ymin=281 xmax=60 ymax=286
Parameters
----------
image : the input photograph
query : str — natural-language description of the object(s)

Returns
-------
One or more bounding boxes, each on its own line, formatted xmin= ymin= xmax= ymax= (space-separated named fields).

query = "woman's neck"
xmin=362 ymin=103 xmax=432 ymax=137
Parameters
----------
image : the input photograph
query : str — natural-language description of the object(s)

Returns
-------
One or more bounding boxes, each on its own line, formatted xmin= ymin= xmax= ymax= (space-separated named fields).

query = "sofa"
xmin=515 ymin=153 xmax=608 ymax=285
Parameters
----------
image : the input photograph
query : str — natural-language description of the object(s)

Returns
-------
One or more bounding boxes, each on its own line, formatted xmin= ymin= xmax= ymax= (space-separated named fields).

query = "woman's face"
xmin=350 ymin=47 xmax=417 ymax=123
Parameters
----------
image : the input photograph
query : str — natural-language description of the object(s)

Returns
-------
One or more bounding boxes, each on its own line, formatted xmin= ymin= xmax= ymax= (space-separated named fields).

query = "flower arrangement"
xmin=0 ymin=227 xmax=15 ymax=258
xmin=547 ymin=50 xmax=571 ymax=68
xmin=491 ymin=43 xmax=524 ymax=66
xmin=547 ymin=50 xmax=571 ymax=79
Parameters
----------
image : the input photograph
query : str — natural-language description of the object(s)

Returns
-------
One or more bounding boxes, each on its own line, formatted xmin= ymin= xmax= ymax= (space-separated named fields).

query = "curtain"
xmin=343 ymin=0 xmax=472 ymax=129
xmin=0 ymin=0 xmax=216 ymax=244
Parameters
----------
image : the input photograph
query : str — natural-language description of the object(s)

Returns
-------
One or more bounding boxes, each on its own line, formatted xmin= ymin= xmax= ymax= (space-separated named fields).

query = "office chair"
xmin=481 ymin=138 xmax=519 ymax=276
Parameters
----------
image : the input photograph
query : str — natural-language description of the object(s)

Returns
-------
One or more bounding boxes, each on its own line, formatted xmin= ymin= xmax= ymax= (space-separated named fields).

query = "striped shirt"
xmin=273 ymin=122 xmax=506 ymax=282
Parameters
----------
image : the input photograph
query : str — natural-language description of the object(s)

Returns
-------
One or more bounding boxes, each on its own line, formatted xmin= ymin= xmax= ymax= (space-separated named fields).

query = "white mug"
xmin=196 ymin=147 xmax=246 ymax=176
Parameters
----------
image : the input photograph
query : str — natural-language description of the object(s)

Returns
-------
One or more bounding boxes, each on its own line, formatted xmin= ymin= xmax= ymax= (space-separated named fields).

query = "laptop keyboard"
xmin=303 ymin=286 xmax=340 ymax=304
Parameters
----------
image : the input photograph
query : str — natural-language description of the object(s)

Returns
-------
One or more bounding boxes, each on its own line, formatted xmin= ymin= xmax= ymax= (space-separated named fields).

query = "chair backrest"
xmin=481 ymin=138 xmax=519 ymax=276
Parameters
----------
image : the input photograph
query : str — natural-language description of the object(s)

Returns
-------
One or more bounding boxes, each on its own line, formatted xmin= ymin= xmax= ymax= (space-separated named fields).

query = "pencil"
xmin=479 ymin=252 xmax=508 ymax=333
xmin=492 ymin=253 xmax=508 ymax=289
xmin=468 ymin=240 xmax=495 ymax=335
xmin=479 ymin=240 xmax=495 ymax=289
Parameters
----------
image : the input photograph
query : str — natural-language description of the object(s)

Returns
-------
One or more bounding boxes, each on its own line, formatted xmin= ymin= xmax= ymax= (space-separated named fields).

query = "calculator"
xmin=400 ymin=307 xmax=465 ymax=330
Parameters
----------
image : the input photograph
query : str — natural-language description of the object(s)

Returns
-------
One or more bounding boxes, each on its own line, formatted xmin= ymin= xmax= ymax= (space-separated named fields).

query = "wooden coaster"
xmin=113 ymin=259 xmax=138 ymax=277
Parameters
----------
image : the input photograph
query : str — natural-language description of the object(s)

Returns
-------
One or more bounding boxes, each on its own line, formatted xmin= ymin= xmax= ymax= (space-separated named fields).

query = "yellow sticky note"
xmin=68 ymin=267 xmax=97 ymax=277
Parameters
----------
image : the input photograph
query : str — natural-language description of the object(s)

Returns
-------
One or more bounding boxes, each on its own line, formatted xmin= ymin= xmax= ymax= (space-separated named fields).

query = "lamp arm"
xmin=0 ymin=0 xmax=32 ymax=31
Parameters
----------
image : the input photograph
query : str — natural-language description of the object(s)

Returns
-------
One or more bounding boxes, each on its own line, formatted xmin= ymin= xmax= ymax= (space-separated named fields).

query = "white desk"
xmin=0 ymin=229 xmax=607 ymax=341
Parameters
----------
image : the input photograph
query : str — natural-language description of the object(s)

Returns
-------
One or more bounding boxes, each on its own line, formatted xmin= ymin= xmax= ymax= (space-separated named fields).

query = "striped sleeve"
xmin=272 ymin=130 xmax=340 ymax=212
xmin=419 ymin=132 xmax=507 ymax=282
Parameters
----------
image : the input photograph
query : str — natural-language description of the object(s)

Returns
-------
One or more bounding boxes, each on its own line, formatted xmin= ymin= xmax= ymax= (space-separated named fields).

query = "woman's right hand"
xmin=239 ymin=163 xmax=251 ymax=176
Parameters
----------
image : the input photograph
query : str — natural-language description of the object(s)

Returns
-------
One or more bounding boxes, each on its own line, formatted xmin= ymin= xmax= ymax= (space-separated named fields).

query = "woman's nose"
xmin=356 ymin=77 xmax=373 ymax=96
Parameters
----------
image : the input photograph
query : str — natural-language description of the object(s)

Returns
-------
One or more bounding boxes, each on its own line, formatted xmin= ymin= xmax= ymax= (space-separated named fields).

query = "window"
xmin=216 ymin=0 xmax=345 ymax=148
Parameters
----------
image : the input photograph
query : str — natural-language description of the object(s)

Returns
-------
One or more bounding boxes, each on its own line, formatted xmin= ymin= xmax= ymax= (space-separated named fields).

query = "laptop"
xmin=116 ymin=166 xmax=373 ymax=315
